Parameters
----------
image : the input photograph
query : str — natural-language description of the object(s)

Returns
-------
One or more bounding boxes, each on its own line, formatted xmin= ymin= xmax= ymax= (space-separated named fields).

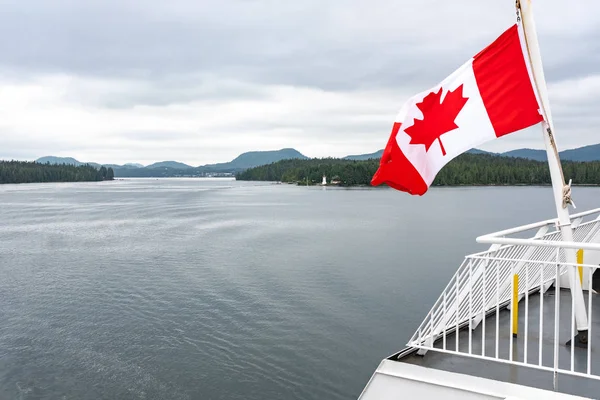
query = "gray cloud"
xmin=4 ymin=0 xmax=596 ymax=88
xmin=60 ymin=75 xmax=272 ymax=109
xmin=1 ymin=0 xmax=599 ymax=163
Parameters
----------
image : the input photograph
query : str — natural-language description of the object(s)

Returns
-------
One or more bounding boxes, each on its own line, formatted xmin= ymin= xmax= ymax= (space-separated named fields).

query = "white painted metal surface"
xmin=358 ymin=361 xmax=592 ymax=400
xmin=407 ymin=208 xmax=600 ymax=382
xmin=476 ymin=208 xmax=600 ymax=290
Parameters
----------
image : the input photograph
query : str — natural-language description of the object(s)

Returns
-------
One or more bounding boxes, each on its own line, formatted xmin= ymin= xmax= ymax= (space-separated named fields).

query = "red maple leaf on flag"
xmin=404 ymin=85 xmax=469 ymax=156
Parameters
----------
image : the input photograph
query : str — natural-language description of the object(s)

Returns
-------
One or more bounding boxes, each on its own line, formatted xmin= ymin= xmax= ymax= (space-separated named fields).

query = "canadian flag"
xmin=371 ymin=22 xmax=544 ymax=195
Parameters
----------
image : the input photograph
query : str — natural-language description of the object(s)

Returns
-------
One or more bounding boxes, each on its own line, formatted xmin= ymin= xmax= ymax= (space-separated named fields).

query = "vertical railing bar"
xmin=443 ymin=290 xmax=447 ymax=351
xmin=486 ymin=247 xmax=520 ymax=309
xmin=554 ymin=249 xmax=560 ymax=378
xmin=408 ymin=261 xmax=472 ymax=345
xmin=539 ymin=260 xmax=544 ymax=367
xmin=571 ymin=262 xmax=575 ymax=372
xmin=524 ymin=263 xmax=529 ymax=364
xmin=496 ymin=260 xmax=500 ymax=359
xmin=510 ymin=262 xmax=514 ymax=361
xmin=482 ymin=260 xmax=487 ymax=357
xmin=456 ymin=271 xmax=460 ymax=352
xmin=428 ymin=306 xmax=434 ymax=350
xmin=469 ymin=260 xmax=473 ymax=355
xmin=587 ymin=265 xmax=592 ymax=375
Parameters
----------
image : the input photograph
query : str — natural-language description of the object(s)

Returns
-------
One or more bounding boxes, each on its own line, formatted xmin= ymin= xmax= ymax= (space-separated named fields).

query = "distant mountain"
xmin=145 ymin=161 xmax=193 ymax=169
xmin=501 ymin=148 xmax=546 ymax=161
xmin=467 ymin=148 xmax=496 ymax=155
xmin=344 ymin=150 xmax=384 ymax=160
xmin=37 ymin=156 xmax=135 ymax=170
xmin=30 ymin=143 xmax=600 ymax=179
xmin=34 ymin=149 xmax=308 ymax=177
xmin=558 ymin=143 xmax=600 ymax=161
xmin=36 ymin=156 xmax=102 ymax=168
xmin=36 ymin=156 xmax=86 ymax=166
xmin=202 ymin=148 xmax=308 ymax=171
xmin=342 ymin=145 xmax=600 ymax=162
xmin=500 ymin=144 xmax=600 ymax=162
xmin=343 ymin=148 xmax=494 ymax=160
xmin=104 ymin=163 xmax=140 ymax=170
xmin=109 ymin=148 xmax=309 ymax=177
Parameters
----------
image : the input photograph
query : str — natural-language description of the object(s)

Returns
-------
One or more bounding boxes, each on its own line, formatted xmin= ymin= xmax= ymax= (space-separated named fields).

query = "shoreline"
xmin=269 ymin=181 xmax=600 ymax=188
xmin=2 ymin=178 xmax=598 ymax=188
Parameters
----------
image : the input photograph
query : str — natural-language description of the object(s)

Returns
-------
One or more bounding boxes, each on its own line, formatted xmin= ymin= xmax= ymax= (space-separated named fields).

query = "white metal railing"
xmin=477 ymin=208 xmax=600 ymax=251
xmin=407 ymin=208 xmax=600 ymax=383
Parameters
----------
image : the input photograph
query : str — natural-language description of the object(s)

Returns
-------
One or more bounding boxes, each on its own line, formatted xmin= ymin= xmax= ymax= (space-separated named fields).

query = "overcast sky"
xmin=1 ymin=0 xmax=598 ymax=166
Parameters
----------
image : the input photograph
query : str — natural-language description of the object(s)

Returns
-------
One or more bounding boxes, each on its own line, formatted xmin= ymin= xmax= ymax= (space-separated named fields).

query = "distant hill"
xmin=467 ymin=148 xmax=495 ymax=155
xmin=344 ymin=150 xmax=384 ymax=160
xmin=501 ymin=148 xmax=546 ymax=161
xmin=501 ymin=144 xmax=600 ymax=162
xmin=560 ymin=144 xmax=600 ymax=161
xmin=110 ymin=148 xmax=309 ymax=177
xmin=343 ymin=144 xmax=600 ymax=162
xmin=37 ymin=156 xmax=102 ymax=168
xmin=31 ymin=143 xmax=600 ymax=179
xmin=104 ymin=163 xmax=140 ymax=170
xmin=145 ymin=161 xmax=193 ymax=169
xmin=36 ymin=149 xmax=308 ymax=172
xmin=343 ymin=148 xmax=493 ymax=160
xmin=202 ymin=148 xmax=308 ymax=171
xmin=36 ymin=156 xmax=147 ymax=170
xmin=36 ymin=156 xmax=133 ymax=169
xmin=36 ymin=156 xmax=87 ymax=166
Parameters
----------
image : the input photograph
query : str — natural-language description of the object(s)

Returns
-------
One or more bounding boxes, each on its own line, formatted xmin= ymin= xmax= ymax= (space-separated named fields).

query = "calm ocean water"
xmin=0 ymin=179 xmax=598 ymax=399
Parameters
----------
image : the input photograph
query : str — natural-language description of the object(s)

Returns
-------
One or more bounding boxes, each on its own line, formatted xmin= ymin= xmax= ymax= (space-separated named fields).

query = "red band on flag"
xmin=472 ymin=24 xmax=543 ymax=137
xmin=371 ymin=122 xmax=428 ymax=195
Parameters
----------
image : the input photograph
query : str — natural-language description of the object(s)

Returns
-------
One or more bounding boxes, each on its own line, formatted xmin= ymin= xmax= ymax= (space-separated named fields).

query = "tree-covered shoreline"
xmin=0 ymin=161 xmax=115 ymax=184
xmin=235 ymin=154 xmax=600 ymax=187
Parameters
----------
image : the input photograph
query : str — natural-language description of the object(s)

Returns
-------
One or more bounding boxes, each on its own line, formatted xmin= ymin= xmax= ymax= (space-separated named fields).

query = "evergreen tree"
xmin=236 ymin=154 xmax=600 ymax=187
xmin=0 ymin=161 xmax=116 ymax=184
xmin=98 ymin=166 xmax=108 ymax=180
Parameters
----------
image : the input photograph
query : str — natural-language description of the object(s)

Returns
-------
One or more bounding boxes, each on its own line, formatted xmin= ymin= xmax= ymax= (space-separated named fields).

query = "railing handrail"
xmin=475 ymin=207 xmax=600 ymax=241
xmin=466 ymin=256 xmax=598 ymax=270
xmin=476 ymin=237 xmax=600 ymax=251
xmin=476 ymin=208 xmax=600 ymax=250
xmin=470 ymin=219 xmax=600 ymax=258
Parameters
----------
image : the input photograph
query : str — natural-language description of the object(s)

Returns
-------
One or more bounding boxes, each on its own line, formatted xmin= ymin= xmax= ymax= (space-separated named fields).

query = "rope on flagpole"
xmin=563 ymin=179 xmax=576 ymax=209
xmin=516 ymin=0 xmax=574 ymax=209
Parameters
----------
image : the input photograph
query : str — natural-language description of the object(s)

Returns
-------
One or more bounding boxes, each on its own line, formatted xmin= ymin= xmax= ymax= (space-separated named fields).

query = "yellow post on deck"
xmin=512 ymin=274 xmax=519 ymax=338
xmin=577 ymin=249 xmax=584 ymax=285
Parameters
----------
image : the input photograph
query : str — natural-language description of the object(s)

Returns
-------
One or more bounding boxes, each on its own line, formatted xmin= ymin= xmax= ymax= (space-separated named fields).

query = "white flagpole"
xmin=518 ymin=0 xmax=588 ymax=346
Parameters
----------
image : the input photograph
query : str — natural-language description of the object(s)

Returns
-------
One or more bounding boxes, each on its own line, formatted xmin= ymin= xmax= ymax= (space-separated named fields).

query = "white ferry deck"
xmin=359 ymin=208 xmax=600 ymax=399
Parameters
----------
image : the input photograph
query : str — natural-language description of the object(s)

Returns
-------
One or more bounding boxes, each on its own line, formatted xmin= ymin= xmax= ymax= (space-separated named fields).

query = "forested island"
xmin=0 ymin=161 xmax=115 ymax=184
xmin=235 ymin=153 xmax=600 ymax=186
xmin=6 ymin=152 xmax=600 ymax=186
